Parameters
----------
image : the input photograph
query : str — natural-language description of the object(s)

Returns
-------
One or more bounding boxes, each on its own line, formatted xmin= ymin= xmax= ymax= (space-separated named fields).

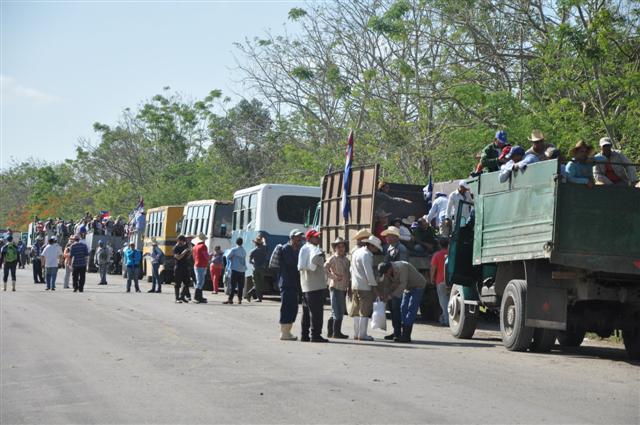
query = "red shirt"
xmin=430 ymin=248 xmax=448 ymax=285
xmin=193 ymin=243 xmax=210 ymax=268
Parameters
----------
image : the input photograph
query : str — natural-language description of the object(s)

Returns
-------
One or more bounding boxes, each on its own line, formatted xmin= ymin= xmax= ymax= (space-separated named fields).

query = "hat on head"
xmin=289 ymin=229 xmax=304 ymax=238
xmin=458 ymin=180 xmax=471 ymax=190
xmin=495 ymin=130 xmax=508 ymax=146
xmin=507 ymin=145 xmax=525 ymax=159
xmin=380 ymin=226 xmax=401 ymax=238
xmin=353 ymin=229 xmax=372 ymax=241
xmin=331 ymin=237 xmax=346 ymax=248
xmin=364 ymin=235 xmax=383 ymax=252
xmin=528 ymin=129 xmax=545 ymax=142
xmin=151 ymin=238 xmax=158 ymax=245
xmin=569 ymin=140 xmax=594 ymax=157
xmin=305 ymin=229 xmax=320 ymax=240
xmin=599 ymin=137 xmax=613 ymax=147
xmin=193 ymin=232 xmax=207 ymax=244
xmin=401 ymin=216 xmax=416 ymax=226
xmin=98 ymin=240 xmax=104 ymax=246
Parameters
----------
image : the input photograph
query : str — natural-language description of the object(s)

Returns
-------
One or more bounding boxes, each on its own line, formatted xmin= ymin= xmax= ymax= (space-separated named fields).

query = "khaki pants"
xmin=348 ymin=289 xmax=374 ymax=317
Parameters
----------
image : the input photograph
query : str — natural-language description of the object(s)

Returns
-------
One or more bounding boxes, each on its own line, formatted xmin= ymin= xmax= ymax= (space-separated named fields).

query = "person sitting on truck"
xmin=373 ymin=210 xmax=391 ymax=243
xmin=445 ymin=181 xmax=474 ymax=229
xmin=526 ymin=129 xmax=555 ymax=161
xmin=478 ymin=130 xmax=509 ymax=173
xmin=412 ymin=217 xmax=438 ymax=253
xmin=426 ymin=192 xmax=448 ymax=234
xmin=498 ymin=146 xmax=540 ymax=183
xmin=381 ymin=226 xmax=409 ymax=262
xmin=565 ymin=140 xmax=596 ymax=187
xmin=376 ymin=181 xmax=412 ymax=207
xmin=593 ymin=137 xmax=638 ymax=187
xmin=391 ymin=217 xmax=414 ymax=246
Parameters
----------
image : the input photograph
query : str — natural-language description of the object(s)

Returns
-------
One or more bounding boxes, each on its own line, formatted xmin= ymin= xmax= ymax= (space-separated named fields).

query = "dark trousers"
xmin=32 ymin=258 xmax=44 ymax=283
xmin=229 ymin=270 xmax=245 ymax=300
xmin=301 ymin=289 xmax=325 ymax=339
xmin=279 ymin=285 xmax=299 ymax=324
xmin=72 ymin=266 xmax=86 ymax=292
xmin=174 ymin=269 xmax=190 ymax=300
xmin=390 ymin=296 xmax=402 ymax=337
xmin=126 ymin=266 xmax=140 ymax=291
xmin=3 ymin=261 xmax=17 ymax=282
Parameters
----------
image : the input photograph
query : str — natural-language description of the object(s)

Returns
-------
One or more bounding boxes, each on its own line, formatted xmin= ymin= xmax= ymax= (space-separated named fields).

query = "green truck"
xmin=446 ymin=159 xmax=640 ymax=358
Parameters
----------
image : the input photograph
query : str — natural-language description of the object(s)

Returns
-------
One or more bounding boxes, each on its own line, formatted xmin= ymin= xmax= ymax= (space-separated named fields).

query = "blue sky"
xmin=1 ymin=0 xmax=303 ymax=169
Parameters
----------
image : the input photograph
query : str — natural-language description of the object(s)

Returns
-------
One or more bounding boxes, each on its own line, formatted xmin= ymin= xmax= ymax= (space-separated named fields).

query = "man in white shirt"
xmin=498 ymin=145 xmax=539 ymax=183
xmin=298 ymin=229 xmax=328 ymax=342
xmin=593 ymin=137 xmax=638 ymax=186
xmin=350 ymin=236 xmax=383 ymax=341
xmin=445 ymin=181 xmax=474 ymax=230
xmin=41 ymin=237 xmax=63 ymax=291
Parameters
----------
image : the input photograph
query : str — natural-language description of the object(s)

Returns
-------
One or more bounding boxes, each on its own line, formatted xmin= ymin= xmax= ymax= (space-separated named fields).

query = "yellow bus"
xmin=142 ymin=205 xmax=184 ymax=283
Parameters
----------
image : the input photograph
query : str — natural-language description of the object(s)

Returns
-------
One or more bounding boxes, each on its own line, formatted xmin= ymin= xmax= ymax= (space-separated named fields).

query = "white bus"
xmin=231 ymin=184 xmax=320 ymax=292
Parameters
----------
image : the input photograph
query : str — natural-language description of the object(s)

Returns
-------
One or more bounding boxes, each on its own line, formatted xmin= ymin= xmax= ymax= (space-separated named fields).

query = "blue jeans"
xmin=330 ymin=288 xmax=347 ymax=320
xmin=400 ymin=288 xmax=425 ymax=327
xmin=151 ymin=263 xmax=161 ymax=291
xmin=45 ymin=267 xmax=58 ymax=289
xmin=126 ymin=266 xmax=139 ymax=291
xmin=280 ymin=285 xmax=299 ymax=324
xmin=194 ymin=267 xmax=206 ymax=290
xmin=436 ymin=284 xmax=450 ymax=325
xmin=390 ymin=296 xmax=402 ymax=336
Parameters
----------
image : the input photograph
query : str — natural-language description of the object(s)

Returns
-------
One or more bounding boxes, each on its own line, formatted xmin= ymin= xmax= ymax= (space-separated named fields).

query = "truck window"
xmin=277 ymin=196 xmax=320 ymax=225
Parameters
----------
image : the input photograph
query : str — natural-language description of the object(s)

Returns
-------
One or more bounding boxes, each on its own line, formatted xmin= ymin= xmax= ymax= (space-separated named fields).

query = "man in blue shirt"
xmin=224 ymin=238 xmax=246 ymax=304
xmin=124 ymin=242 xmax=142 ymax=293
xmin=69 ymin=236 xmax=89 ymax=292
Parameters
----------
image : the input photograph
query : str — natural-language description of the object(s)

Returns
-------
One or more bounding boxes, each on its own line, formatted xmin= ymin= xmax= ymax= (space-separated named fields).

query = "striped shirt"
xmin=69 ymin=242 xmax=89 ymax=268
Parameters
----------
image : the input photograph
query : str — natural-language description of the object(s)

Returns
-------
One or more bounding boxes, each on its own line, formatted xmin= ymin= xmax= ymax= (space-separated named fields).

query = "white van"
xmin=231 ymin=184 xmax=320 ymax=292
xmin=178 ymin=199 xmax=234 ymax=253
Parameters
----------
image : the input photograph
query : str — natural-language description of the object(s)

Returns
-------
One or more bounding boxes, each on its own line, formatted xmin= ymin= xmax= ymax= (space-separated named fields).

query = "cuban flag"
xmin=423 ymin=173 xmax=433 ymax=212
xmin=99 ymin=210 xmax=110 ymax=220
xmin=342 ymin=130 xmax=354 ymax=222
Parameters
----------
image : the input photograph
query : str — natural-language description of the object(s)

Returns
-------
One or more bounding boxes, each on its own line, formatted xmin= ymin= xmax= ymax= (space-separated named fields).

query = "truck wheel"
xmin=557 ymin=328 xmax=586 ymax=347
xmin=448 ymin=284 xmax=478 ymax=339
xmin=622 ymin=328 xmax=640 ymax=360
xmin=500 ymin=279 xmax=534 ymax=351
xmin=530 ymin=328 xmax=556 ymax=353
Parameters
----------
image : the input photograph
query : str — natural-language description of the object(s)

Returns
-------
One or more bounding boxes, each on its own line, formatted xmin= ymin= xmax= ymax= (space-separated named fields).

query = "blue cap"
xmin=495 ymin=130 xmax=507 ymax=145
xmin=507 ymin=145 xmax=525 ymax=159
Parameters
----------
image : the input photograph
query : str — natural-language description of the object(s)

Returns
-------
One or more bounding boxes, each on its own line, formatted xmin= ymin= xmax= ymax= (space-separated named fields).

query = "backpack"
xmin=5 ymin=244 xmax=18 ymax=263
xmin=268 ymin=244 xmax=283 ymax=270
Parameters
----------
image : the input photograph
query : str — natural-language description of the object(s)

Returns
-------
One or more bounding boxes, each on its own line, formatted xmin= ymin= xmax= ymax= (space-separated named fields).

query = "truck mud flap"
xmin=525 ymin=261 xmax=567 ymax=330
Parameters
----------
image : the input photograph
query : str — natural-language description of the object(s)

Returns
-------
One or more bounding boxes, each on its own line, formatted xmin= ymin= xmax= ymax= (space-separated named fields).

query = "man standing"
xmin=69 ymin=236 xmax=89 ymax=293
xmin=350 ymin=236 xmax=383 ymax=341
xmin=172 ymin=235 xmax=191 ymax=303
xmin=16 ymin=240 xmax=25 ymax=269
xmin=378 ymin=260 xmax=427 ymax=342
xmin=298 ymin=229 xmax=328 ymax=343
xmin=445 ymin=181 xmax=474 ymax=230
xmin=381 ymin=226 xmax=409 ymax=262
xmin=1 ymin=235 xmax=19 ymax=291
xmin=426 ymin=192 xmax=449 ymax=236
xmin=593 ymin=137 xmax=638 ymax=186
xmin=430 ymin=238 xmax=450 ymax=326
xmin=480 ymin=130 xmax=509 ymax=172
xmin=95 ymin=240 xmax=111 ymax=285
xmin=31 ymin=237 xmax=45 ymax=284
xmin=224 ymin=238 xmax=246 ymax=305
xmin=192 ymin=233 xmax=209 ymax=304
xmin=124 ymin=242 xmax=142 ymax=293
xmin=248 ymin=236 xmax=268 ymax=302
xmin=278 ymin=229 xmax=304 ymax=341
xmin=41 ymin=237 xmax=63 ymax=291
xmin=149 ymin=239 xmax=164 ymax=293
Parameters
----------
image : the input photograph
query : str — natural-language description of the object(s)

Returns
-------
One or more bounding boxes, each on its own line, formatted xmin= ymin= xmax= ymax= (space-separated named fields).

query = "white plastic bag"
xmin=370 ymin=298 xmax=387 ymax=331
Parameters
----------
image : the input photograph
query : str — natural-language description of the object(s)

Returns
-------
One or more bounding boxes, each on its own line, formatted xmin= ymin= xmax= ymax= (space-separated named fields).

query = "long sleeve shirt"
xmin=446 ymin=190 xmax=473 ymax=225
xmin=350 ymin=246 xmax=378 ymax=291
xmin=565 ymin=160 xmax=594 ymax=185
xmin=426 ymin=196 xmax=448 ymax=227
xmin=298 ymin=242 xmax=326 ymax=292
xmin=324 ymin=254 xmax=350 ymax=291
xmin=498 ymin=153 xmax=539 ymax=183
xmin=278 ymin=243 xmax=300 ymax=290
xmin=480 ymin=142 xmax=501 ymax=172
xmin=593 ymin=151 xmax=638 ymax=185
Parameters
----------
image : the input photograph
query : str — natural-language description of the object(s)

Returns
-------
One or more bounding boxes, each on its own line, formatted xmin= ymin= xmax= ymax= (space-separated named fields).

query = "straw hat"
xmin=569 ymin=140 xmax=594 ymax=157
xmin=364 ymin=236 xmax=383 ymax=252
xmin=192 ymin=232 xmax=207 ymax=244
xmin=401 ymin=216 xmax=416 ymax=226
xmin=353 ymin=229 xmax=372 ymax=241
xmin=380 ymin=226 xmax=401 ymax=238
xmin=528 ymin=129 xmax=545 ymax=142
xmin=331 ymin=237 xmax=346 ymax=248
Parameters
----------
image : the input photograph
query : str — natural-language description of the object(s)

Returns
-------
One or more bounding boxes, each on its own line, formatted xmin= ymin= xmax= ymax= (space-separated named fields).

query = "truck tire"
xmin=530 ymin=328 xmax=556 ymax=353
xmin=448 ymin=284 xmax=478 ymax=339
xmin=622 ymin=328 xmax=640 ymax=360
xmin=500 ymin=279 xmax=534 ymax=351
xmin=557 ymin=328 xmax=586 ymax=347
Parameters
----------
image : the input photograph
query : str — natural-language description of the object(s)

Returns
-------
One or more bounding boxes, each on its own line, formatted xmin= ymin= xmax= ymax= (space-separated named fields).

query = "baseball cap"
xmin=305 ymin=229 xmax=320 ymax=240
xmin=599 ymin=137 xmax=613 ymax=147
xmin=458 ymin=180 xmax=471 ymax=189
xmin=495 ymin=130 xmax=508 ymax=145
xmin=289 ymin=229 xmax=304 ymax=238
xmin=507 ymin=145 xmax=525 ymax=159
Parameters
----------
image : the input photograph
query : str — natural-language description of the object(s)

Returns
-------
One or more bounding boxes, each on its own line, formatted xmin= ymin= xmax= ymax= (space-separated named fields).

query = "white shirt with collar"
xmin=446 ymin=190 xmax=473 ymax=224
xmin=350 ymin=246 xmax=378 ymax=291
xmin=426 ymin=195 xmax=448 ymax=227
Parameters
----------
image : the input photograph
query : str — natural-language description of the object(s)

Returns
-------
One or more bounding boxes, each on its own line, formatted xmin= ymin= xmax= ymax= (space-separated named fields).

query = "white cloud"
xmin=0 ymin=74 xmax=62 ymax=104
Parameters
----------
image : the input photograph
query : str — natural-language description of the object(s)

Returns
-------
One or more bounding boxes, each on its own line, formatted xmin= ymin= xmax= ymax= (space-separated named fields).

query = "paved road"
xmin=1 ymin=267 xmax=639 ymax=425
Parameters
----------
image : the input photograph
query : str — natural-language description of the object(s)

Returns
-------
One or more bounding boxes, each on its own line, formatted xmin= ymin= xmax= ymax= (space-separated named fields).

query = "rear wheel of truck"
xmin=622 ymin=328 xmax=640 ymax=360
xmin=556 ymin=327 xmax=586 ymax=347
xmin=448 ymin=284 xmax=478 ymax=339
xmin=530 ymin=328 xmax=556 ymax=353
xmin=500 ymin=279 xmax=534 ymax=351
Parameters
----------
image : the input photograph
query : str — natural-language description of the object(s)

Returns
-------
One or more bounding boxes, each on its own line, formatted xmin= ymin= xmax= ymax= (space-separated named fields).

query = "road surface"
xmin=1 ymin=267 xmax=639 ymax=424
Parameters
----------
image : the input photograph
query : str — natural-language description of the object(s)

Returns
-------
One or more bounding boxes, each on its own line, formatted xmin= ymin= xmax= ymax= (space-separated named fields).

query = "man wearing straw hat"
xmin=351 ymin=228 xmax=371 ymax=254
xmin=324 ymin=237 xmax=350 ymax=339
xmin=192 ymin=232 xmax=209 ymax=303
xmin=566 ymin=140 xmax=595 ymax=187
xmin=350 ymin=235 xmax=384 ymax=341
xmin=381 ymin=226 xmax=409 ymax=263
xmin=525 ymin=129 xmax=555 ymax=161
xmin=593 ymin=137 xmax=638 ymax=187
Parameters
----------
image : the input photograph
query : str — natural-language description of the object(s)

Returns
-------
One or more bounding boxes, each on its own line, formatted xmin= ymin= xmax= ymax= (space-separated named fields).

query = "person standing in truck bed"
xmin=593 ymin=137 xmax=638 ymax=187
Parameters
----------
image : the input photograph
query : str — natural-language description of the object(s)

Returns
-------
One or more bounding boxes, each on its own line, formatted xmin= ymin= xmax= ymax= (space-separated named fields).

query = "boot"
xmin=237 ymin=294 xmax=242 ymax=305
xmin=327 ymin=317 xmax=334 ymax=338
xmin=353 ymin=317 xmax=361 ymax=340
xmin=358 ymin=317 xmax=373 ymax=341
xmin=193 ymin=289 xmax=202 ymax=304
xmin=3 ymin=281 xmax=6 ymax=291
xmin=399 ymin=325 xmax=412 ymax=343
xmin=280 ymin=324 xmax=298 ymax=341
xmin=12 ymin=281 xmax=16 ymax=291
xmin=333 ymin=318 xmax=348 ymax=339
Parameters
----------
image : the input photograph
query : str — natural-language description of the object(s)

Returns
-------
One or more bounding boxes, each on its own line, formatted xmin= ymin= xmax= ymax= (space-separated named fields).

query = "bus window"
xmin=233 ymin=198 xmax=241 ymax=231
xmin=277 ymin=196 xmax=320 ymax=225
xmin=186 ymin=206 xmax=194 ymax=236
xmin=202 ymin=205 xmax=211 ymax=236
xmin=240 ymin=195 xmax=249 ymax=230
xmin=247 ymin=194 xmax=257 ymax=230
xmin=213 ymin=203 xmax=233 ymax=238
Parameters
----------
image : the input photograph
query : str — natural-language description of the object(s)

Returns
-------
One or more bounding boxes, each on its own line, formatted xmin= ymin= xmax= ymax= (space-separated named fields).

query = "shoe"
xmin=73 ymin=289 xmax=78 ymax=293
xmin=175 ymin=299 xmax=183 ymax=304
xmin=126 ymin=290 xmax=131 ymax=293
xmin=300 ymin=336 xmax=311 ymax=342
xmin=180 ymin=297 xmax=189 ymax=303
xmin=384 ymin=333 xmax=395 ymax=340
xmin=193 ymin=299 xmax=202 ymax=304
xmin=359 ymin=335 xmax=374 ymax=341
xmin=255 ymin=298 xmax=262 ymax=302
xmin=334 ymin=332 xmax=349 ymax=339
xmin=358 ymin=318 xmax=373 ymax=341
xmin=399 ymin=325 xmax=413 ymax=343
xmin=327 ymin=317 xmax=334 ymax=338
xmin=135 ymin=289 xmax=141 ymax=293
xmin=238 ymin=299 xmax=242 ymax=305
xmin=51 ymin=288 xmax=55 ymax=291
xmin=45 ymin=288 xmax=50 ymax=291
xmin=311 ymin=336 xmax=329 ymax=343
xmin=280 ymin=324 xmax=298 ymax=341
xmin=147 ymin=289 xmax=155 ymax=293
xmin=223 ymin=300 xmax=233 ymax=304
xmin=155 ymin=290 xmax=161 ymax=293
xmin=200 ymin=297 xmax=208 ymax=303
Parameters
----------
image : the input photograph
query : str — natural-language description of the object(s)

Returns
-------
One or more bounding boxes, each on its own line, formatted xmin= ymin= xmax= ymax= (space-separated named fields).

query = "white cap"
xmin=599 ymin=137 xmax=612 ymax=147
xmin=459 ymin=180 xmax=471 ymax=190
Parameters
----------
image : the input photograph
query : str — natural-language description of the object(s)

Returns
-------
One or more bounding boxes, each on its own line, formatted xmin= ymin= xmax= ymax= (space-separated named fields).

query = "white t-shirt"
xmin=41 ymin=244 xmax=63 ymax=268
